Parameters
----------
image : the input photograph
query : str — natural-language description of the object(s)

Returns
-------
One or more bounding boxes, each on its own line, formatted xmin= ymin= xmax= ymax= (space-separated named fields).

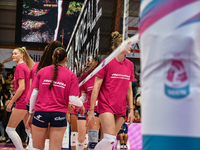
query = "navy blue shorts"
xmin=26 ymin=103 xmax=30 ymax=111
xmin=32 ymin=111 xmax=67 ymax=128
xmin=77 ymin=112 xmax=87 ymax=120
xmin=87 ymin=111 xmax=99 ymax=117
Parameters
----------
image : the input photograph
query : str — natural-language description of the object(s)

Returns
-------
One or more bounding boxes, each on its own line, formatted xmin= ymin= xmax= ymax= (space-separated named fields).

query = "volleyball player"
xmin=69 ymin=104 xmax=78 ymax=150
xmin=26 ymin=47 xmax=85 ymax=150
xmin=5 ymin=47 xmax=35 ymax=150
xmin=25 ymin=41 xmax=65 ymax=149
xmin=77 ymin=56 xmax=101 ymax=150
xmin=86 ymin=31 xmax=134 ymax=150
xmin=75 ymin=56 xmax=99 ymax=150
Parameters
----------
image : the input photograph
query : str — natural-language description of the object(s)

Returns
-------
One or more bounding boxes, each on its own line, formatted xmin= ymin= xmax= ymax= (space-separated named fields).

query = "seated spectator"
xmin=0 ymin=97 xmax=5 ymax=142
xmin=133 ymin=80 xmax=140 ymax=104
xmin=117 ymin=121 xmax=128 ymax=149
xmin=8 ymin=84 xmax=15 ymax=100
xmin=0 ymin=87 xmax=3 ymax=102
xmin=135 ymin=94 xmax=141 ymax=116
xmin=0 ymin=74 xmax=6 ymax=91
xmin=0 ymin=64 xmax=7 ymax=81
xmin=133 ymin=109 xmax=141 ymax=122
xmin=10 ymin=66 xmax=16 ymax=77
xmin=5 ymin=73 xmax=14 ymax=90
xmin=3 ymin=91 xmax=12 ymax=143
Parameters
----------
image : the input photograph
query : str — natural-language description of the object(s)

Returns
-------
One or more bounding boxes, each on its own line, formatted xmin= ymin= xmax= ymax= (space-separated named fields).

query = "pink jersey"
xmin=33 ymin=65 xmax=79 ymax=114
xmin=83 ymin=76 xmax=98 ymax=111
xmin=26 ymin=62 xmax=39 ymax=104
xmin=96 ymin=58 xmax=134 ymax=116
xmin=14 ymin=63 xmax=30 ymax=109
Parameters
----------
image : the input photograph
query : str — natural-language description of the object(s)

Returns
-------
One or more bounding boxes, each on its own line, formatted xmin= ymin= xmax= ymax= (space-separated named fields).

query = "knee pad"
xmin=71 ymin=132 xmax=78 ymax=146
xmin=6 ymin=127 xmax=16 ymax=139
xmin=103 ymin=133 xmax=116 ymax=145
xmin=84 ymin=134 xmax=88 ymax=148
xmin=88 ymin=130 xmax=98 ymax=149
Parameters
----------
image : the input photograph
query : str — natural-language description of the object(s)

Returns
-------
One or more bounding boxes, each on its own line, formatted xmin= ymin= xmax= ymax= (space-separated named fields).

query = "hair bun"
xmin=111 ymin=31 xmax=122 ymax=40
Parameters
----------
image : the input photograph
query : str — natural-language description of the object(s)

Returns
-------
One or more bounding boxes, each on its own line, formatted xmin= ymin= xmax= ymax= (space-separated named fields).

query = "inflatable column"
xmin=139 ymin=0 xmax=200 ymax=150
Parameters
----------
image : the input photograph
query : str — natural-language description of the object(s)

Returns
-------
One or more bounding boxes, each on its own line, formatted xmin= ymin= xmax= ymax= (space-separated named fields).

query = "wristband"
xmin=88 ymin=109 xmax=94 ymax=111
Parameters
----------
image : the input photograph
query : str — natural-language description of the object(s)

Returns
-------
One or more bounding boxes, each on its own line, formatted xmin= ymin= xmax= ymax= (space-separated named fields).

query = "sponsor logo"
xmin=37 ymin=115 xmax=42 ymax=119
xmin=87 ymin=86 xmax=93 ymax=91
xmin=90 ymin=72 xmax=93 ymax=77
xmin=34 ymin=115 xmax=44 ymax=123
xmin=165 ymin=58 xmax=189 ymax=99
xmin=111 ymin=73 xmax=130 ymax=80
xmin=101 ymin=60 xmax=106 ymax=67
xmin=42 ymin=80 xmax=66 ymax=89
xmin=54 ymin=116 xmax=66 ymax=121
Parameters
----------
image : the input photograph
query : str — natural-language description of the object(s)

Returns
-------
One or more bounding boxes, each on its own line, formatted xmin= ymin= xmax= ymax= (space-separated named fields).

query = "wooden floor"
xmin=0 ymin=142 xmax=26 ymax=150
xmin=0 ymin=142 xmax=141 ymax=150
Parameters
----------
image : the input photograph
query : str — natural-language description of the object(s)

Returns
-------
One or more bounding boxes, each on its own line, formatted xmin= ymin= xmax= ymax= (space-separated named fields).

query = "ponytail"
xmin=49 ymin=47 xmax=67 ymax=90
xmin=16 ymin=47 xmax=35 ymax=70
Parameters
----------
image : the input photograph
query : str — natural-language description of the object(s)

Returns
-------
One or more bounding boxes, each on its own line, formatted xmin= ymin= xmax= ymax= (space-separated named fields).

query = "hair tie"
xmin=57 ymin=50 xmax=60 ymax=54
xmin=113 ymin=33 xmax=120 ymax=39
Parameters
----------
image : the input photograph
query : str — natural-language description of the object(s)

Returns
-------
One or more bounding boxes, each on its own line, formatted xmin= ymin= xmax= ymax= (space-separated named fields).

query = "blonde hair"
xmin=111 ymin=31 xmax=122 ymax=51
xmin=15 ymin=47 xmax=35 ymax=70
xmin=134 ymin=109 xmax=140 ymax=120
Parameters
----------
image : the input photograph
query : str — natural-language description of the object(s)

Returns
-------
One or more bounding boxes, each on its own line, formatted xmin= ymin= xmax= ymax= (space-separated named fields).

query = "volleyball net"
xmin=65 ymin=0 xmax=140 ymax=86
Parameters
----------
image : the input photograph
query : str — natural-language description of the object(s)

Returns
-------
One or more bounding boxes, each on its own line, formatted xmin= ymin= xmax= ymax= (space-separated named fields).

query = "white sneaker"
xmin=0 ymin=136 xmax=6 ymax=142
xmin=120 ymin=145 xmax=124 ymax=149
xmin=123 ymin=144 xmax=128 ymax=149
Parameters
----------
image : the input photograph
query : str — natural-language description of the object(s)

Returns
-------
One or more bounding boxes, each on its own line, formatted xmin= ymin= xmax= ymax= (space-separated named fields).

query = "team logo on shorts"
xmin=165 ymin=58 xmax=189 ymax=99
xmin=34 ymin=114 xmax=44 ymax=123
xmin=37 ymin=115 xmax=42 ymax=119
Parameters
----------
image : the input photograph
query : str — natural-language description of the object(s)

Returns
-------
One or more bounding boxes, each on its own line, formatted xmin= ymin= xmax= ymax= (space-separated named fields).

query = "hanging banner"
xmin=0 ymin=48 xmax=43 ymax=68
xmin=140 ymin=0 xmax=200 ymax=150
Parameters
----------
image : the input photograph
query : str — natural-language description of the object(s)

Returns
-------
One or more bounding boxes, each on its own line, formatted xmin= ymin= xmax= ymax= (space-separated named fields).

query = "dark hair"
xmin=93 ymin=56 xmax=100 ymax=66
xmin=37 ymin=41 xmax=65 ymax=73
xmin=0 ymin=63 xmax=2 ymax=72
xmin=7 ymin=73 xmax=13 ymax=78
xmin=4 ymin=90 xmax=11 ymax=100
xmin=49 ymin=47 xmax=67 ymax=90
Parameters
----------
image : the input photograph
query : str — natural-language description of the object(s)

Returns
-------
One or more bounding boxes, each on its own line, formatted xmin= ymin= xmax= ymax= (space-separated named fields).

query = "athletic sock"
xmin=87 ymin=130 xmax=98 ymax=150
xmin=6 ymin=127 xmax=24 ymax=150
